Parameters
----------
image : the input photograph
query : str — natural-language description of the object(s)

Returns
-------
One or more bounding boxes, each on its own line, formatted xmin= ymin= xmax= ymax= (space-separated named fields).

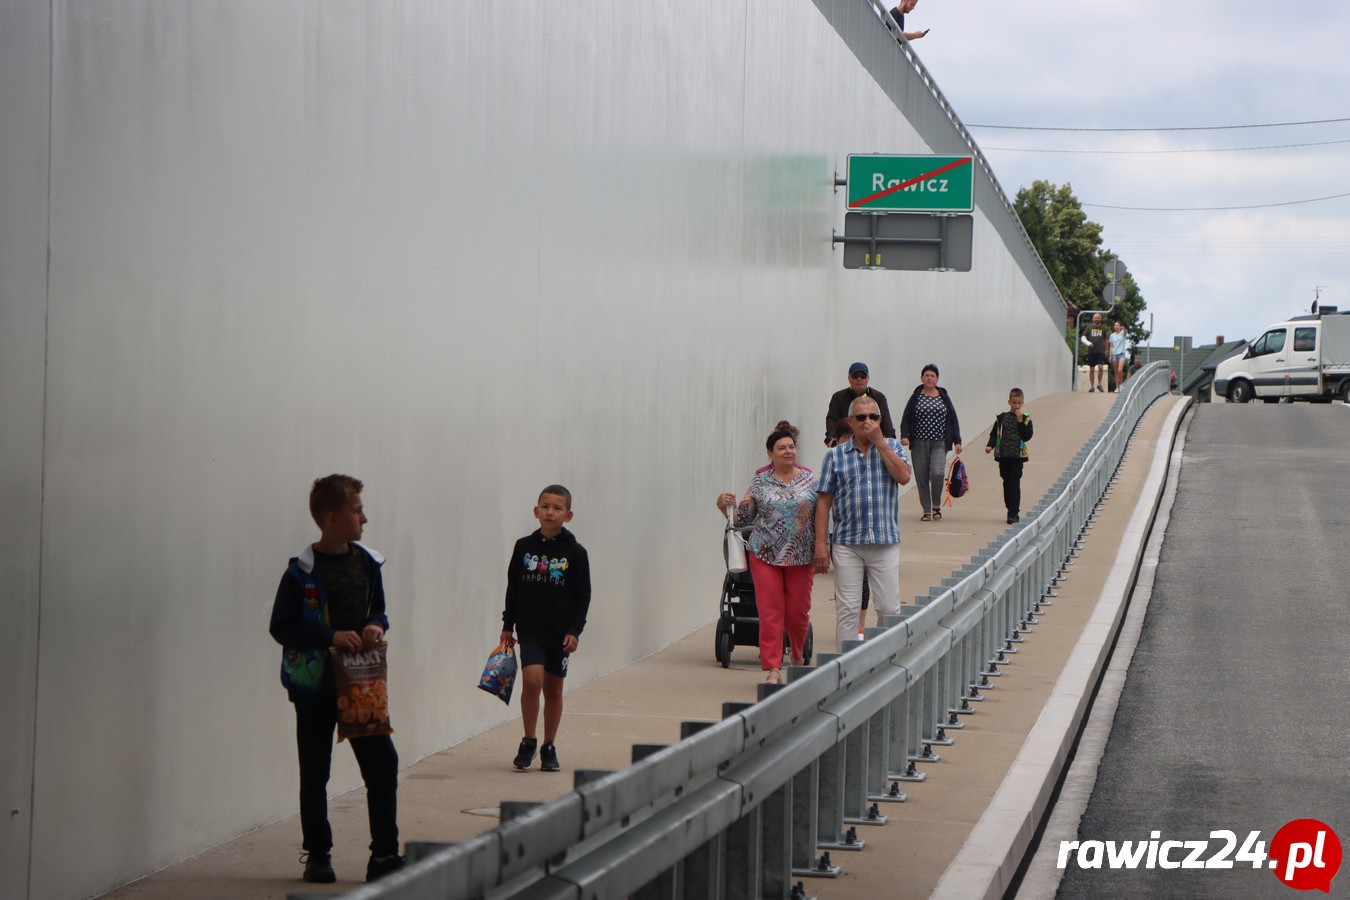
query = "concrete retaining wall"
xmin=0 ymin=2 xmax=1066 ymax=896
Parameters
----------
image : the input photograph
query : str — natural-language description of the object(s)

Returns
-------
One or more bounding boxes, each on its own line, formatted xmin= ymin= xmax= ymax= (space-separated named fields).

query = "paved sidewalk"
xmin=104 ymin=390 xmax=1176 ymax=899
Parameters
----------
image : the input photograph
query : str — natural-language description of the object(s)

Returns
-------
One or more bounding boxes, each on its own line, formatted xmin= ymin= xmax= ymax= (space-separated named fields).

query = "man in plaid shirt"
xmin=814 ymin=395 xmax=913 ymax=650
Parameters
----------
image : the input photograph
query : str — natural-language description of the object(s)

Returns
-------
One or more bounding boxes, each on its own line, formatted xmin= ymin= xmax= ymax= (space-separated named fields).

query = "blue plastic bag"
xmin=477 ymin=640 xmax=517 ymax=705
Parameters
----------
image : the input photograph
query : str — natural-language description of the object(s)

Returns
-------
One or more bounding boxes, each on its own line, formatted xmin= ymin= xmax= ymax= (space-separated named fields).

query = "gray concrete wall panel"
xmin=8 ymin=1 xmax=1068 ymax=896
xmin=0 ymin=1 xmax=50 ymax=897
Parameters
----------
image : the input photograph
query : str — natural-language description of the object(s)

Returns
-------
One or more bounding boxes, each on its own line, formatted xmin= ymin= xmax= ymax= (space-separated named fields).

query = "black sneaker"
xmin=366 ymin=853 xmax=405 ymax=882
xmin=301 ymin=851 xmax=336 ymax=884
xmin=513 ymin=737 xmax=538 ymax=770
xmin=1007 ymin=514 xmax=1020 ymax=524
xmin=540 ymin=742 xmax=560 ymax=772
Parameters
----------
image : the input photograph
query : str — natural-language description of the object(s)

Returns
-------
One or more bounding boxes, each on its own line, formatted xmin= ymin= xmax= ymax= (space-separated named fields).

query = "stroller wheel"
xmin=715 ymin=618 xmax=733 ymax=668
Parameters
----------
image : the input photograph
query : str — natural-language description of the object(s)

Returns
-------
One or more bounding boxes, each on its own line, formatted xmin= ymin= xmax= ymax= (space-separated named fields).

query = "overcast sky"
xmin=906 ymin=0 xmax=1350 ymax=346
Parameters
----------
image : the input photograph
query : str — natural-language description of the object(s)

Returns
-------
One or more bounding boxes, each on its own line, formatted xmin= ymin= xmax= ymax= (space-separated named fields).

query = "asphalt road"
xmin=1056 ymin=403 xmax=1350 ymax=899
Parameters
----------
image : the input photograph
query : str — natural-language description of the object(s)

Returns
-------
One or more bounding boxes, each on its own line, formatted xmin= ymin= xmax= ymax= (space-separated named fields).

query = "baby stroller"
xmin=714 ymin=525 xmax=814 ymax=668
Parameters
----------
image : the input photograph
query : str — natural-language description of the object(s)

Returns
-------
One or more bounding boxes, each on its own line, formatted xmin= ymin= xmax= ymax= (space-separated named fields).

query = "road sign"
xmin=1104 ymin=258 xmax=1129 ymax=282
xmin=846 ymin=155 xmax=974 ymax=213
xmin=1103 ymin=282 xmax=1125 ymax=305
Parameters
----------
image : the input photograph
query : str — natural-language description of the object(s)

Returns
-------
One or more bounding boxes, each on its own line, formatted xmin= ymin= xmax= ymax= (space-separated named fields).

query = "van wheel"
xmin=1229 ymin=380 xmax=1253 ymax=403
xmin=1341 ymin=380 xmax=1350 ymax=402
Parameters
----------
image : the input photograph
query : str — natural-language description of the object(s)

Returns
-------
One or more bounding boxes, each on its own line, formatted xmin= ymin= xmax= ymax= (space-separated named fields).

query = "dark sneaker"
xmin=540 ymin=742 xmax=560 ymax=772
xmin=513 ymin=737 xmax=538 ymax=770
xmin=366 ymin=853 xmax=405 ymax=882
xmin=1007 ymin=514 xmax=1020 ymax=524
xmin=301 ymin=851 xmax=336 ymax=884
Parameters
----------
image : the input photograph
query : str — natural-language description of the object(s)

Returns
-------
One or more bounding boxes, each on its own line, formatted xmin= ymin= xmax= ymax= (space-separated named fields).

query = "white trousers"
xmin=831 ymin=543 xmax=901 ymax=650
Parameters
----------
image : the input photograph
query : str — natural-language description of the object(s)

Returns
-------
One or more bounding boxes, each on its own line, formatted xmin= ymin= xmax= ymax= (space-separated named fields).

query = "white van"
xmin=1214 ymin=311 xmax=1350 ymax=403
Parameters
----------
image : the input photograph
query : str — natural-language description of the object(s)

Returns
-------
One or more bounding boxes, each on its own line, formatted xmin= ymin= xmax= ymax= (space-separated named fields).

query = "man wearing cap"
xmin=825 ymin=362 xmax=896 ymax=447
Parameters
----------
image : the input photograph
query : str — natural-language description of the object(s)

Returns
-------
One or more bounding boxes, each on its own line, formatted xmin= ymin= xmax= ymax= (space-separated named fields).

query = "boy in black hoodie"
xmin=500 ymin=484 xmax=592 ymax=772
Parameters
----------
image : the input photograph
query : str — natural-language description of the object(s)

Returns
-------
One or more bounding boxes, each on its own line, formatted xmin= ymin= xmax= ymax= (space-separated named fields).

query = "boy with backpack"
xmin=269 ymin=474 xmax=403 ymax=884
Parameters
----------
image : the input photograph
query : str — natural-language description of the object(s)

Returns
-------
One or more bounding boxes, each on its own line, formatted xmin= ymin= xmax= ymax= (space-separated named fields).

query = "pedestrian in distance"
xmin=717 ymin=422 xmax=818 ymax=685
xmin=825 ymin=361 xmax=896 ymax=447
xmin=500 ymin=485 xmax=592 ymax=773
xmin=899 ymin=363 xmax=963 ymax=522
xmin=1082 ymin=313 xmax=1110 ymax=392
xmin=985 ymin=389 xmax=1034 ymax=525
xmin=268 ymin=474 xmax=404 ymax=885
xmin=814 ymin=395 xmax=913 ymax=650
xmin=1109 ymin=320 xmax=1130 ymax=391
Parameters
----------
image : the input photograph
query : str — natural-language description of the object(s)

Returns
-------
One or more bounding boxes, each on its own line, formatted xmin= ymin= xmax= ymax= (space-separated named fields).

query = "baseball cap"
xmin=848 ymin=362 xmax=869 ymax=376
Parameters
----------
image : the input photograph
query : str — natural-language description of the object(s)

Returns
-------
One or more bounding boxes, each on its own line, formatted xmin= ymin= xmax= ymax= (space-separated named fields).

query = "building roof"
xmin=1133 ymin=340 xmax=1247 ymax=394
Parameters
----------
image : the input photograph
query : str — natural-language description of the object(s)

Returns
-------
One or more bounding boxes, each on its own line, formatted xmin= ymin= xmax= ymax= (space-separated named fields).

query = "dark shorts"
xmin=519 ymin=641 xmax=571 ymax=678
xmin=1085 ymin=352 xmax=1107 ymax=367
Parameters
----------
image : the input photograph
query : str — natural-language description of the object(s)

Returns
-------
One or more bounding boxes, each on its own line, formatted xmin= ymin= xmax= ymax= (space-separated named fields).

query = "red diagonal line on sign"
xmin=849 ymin=157 xmax=973 ymax=208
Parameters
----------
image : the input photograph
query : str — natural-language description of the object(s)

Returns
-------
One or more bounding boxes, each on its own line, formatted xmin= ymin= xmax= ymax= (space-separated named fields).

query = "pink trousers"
xmin=748 ymin=555 xmax=814 ymax=670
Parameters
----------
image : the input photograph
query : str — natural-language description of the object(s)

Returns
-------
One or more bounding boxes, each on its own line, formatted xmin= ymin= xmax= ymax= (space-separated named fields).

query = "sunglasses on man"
xmin=852 ymin=413 xmax=882 ymax=422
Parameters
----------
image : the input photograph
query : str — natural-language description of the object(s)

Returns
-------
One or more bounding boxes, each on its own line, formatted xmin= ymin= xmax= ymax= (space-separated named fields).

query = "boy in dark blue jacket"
xmin=269 ymin=474 xmax=402 ymax=884
xmin=500 ymin=484 xmax=592 ymax=772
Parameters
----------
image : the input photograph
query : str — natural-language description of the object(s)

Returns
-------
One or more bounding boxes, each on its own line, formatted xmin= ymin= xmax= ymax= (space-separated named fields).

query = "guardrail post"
xmin=907 ymin=683 xmax=942 ymax=768
xmin=633 ymin=869 xmax=676 ymax=899
xmin=760 ymin=780 xmax=794 ymax=899
xmin=883 ymin=679 xmax=917 ymax=781
xmin=865 ymin=704 xmax=901 ymax=803
xmin=912 ymin=661 xmax=933 ymax=741
xmin=816 ymin=737 xmax=864 ymax=852
xmin=723 ymin=808 xmax=763 ymax=900
xmin=499 ymin=801 xmax=542 ymax=822
xmin=679 ymin=836 xmax=722 ymax=899
xmin=842 ymin=724 xmax=885 ymax=826
xmin=791 ymin=761 xmax=838 ymax=878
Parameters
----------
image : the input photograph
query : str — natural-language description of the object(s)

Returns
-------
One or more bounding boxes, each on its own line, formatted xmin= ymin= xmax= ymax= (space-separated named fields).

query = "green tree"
xmin=1014 ymin=180 xmax=1148 ymax=349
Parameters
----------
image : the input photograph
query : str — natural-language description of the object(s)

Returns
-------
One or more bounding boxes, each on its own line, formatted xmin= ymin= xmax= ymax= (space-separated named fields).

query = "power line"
xmin=1084 ymin=191 xmax=1350 ymax=212
xmin=1113 ymin=249 xmax=1350 ymax=257
xmin=984 ymin=138 xmax=1350 ymax=155
xmin=968 ymin=116 xmax=1350 ymax=132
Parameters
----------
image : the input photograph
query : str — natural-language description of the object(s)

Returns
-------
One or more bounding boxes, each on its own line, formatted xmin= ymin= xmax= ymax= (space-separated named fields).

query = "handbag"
xmin=724 ymin=507 xmax=749 ymax=573
xmin=476 ymin=640 xmax=518 ymax=705
xmin=946 ymin=456 xmax=970 ymax=504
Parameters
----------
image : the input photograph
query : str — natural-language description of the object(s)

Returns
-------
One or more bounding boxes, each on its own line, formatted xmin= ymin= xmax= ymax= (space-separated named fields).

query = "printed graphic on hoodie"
xmin=522 ymin=552 xmax=571 ymax=584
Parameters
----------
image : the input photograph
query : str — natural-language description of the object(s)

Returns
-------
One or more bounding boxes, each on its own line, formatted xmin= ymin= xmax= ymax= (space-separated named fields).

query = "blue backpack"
xmin=948 ymin=457 xmax=969 ymax=499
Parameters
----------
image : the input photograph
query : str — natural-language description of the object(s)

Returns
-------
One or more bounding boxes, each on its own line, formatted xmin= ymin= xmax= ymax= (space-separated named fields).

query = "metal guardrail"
xmin=315 ymin=363 xmax=1170 ymax=900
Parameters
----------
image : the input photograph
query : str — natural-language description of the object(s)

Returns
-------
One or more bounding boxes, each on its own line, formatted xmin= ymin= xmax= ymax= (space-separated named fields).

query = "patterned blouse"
xmin=912 ymin=393 xmax=947 ymax=441
xmin=734 ymin=468 xmax=818 ymax=566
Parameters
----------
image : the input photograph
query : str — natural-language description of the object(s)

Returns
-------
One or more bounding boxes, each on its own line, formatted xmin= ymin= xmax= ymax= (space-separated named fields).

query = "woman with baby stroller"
xmin=715 ymin=422 xmax=818 ymax=684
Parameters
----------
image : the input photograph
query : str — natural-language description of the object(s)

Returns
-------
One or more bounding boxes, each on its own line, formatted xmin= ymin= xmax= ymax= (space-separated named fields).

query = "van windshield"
xmin=1250 ymin=329 xmax=1286 ymax=357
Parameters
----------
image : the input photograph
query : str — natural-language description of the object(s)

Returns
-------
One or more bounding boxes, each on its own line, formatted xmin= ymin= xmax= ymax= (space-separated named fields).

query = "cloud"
xmin=910 ymin=0 xmax=1350 ymax=343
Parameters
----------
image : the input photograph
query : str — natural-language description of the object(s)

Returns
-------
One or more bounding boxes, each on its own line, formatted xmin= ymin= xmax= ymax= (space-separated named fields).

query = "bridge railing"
xmin=316 ymin=362 xmax=1169 ymax=900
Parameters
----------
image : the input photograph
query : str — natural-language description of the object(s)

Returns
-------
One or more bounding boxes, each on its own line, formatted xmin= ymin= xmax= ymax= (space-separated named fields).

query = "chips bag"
xmin=477 ymin=640 xmax=517 ymax=705
xmin=330 ymin=641 xmax=394 ymax=742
